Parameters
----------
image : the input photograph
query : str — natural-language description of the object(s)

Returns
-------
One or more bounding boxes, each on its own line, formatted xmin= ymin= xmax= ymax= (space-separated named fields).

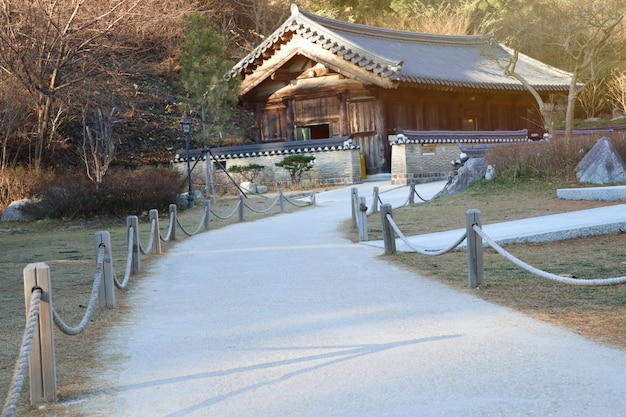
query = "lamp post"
xmin=180 ymin=115 xmax=194 ymax=208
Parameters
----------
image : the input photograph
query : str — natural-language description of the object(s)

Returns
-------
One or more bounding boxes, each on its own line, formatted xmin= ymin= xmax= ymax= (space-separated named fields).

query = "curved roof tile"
xmin=232 ymin=4 xmax=572 ymax=92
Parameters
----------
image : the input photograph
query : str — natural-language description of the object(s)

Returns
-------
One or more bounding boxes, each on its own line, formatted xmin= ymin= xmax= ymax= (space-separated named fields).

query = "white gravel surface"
xmin=67 ymin=181 xmax=626 ymax=417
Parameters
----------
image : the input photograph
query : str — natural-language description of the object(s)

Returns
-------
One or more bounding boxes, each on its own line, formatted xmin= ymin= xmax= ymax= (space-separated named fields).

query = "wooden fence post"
xmin=351 ymin=187 xmax=358 ymax=228
xmin=204 ymin=200 xmax=211 ymax=230
xmin=95 ymin=231 xmax=115 ymax=308
xmin=149 ymin=209 xmax=162 ymax=255
xmin=126 ymin=215 xmax=140 ymax=274
xmin=372 ymin=186 xmax=379 ymax=213
xmin=169 ymin=204 xmax=177 ymax=241
xmin=358 ymin=196 xmax=368 ymax=242
xmin=279 ymin=188 xmax=285 ymax=213
xmin=409 ymin=183 xmax=416 ymax=204
xmin=466 ymin=209 xmax=484 ymax=288
xmin=23 ymin=263 xmax=57 ymax=405
xmin=238 ymin=194 xmax=245 ymax=221
xmin=380 ymin=204 xmax=396 ymax=255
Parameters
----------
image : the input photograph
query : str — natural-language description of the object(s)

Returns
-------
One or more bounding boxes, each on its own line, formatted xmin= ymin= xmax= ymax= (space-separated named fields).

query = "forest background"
xmin=0 ymin=0 xmax=625 ymax=213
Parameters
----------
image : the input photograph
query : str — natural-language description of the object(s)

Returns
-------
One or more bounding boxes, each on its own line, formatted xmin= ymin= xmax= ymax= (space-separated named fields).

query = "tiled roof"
xmin=232 ymin=4 xmax=572 ymax=92
xmin=173 ymin=136 xmax=358 ymax=162
xmin=392 ymin=129 xmax=530 ymax=144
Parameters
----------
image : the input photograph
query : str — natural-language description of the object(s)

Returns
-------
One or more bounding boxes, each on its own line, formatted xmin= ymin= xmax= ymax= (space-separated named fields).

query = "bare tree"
xmin=607 ymin=70 xmax=626 ymax=118
xmin=0 ymin=0 xmax=140 ymax=168
xmin=577 ymin=79 xmax=608 ymax=120
xmin=81 ymin=101 xmax=119 ymax=188
xmin=0 ymin=78 xmax=30 ymax=170
xmin=491 ymin=0 xmax=623 ymax=139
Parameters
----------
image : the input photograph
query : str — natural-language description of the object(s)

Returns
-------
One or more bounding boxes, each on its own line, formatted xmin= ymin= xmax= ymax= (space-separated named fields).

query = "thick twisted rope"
xmin=160 ymin=210 xmax=176 ymax=242
xmin=2 ymin=289 xmax=42 ymax=417
xmin=52 ymin=245 xmax=105 ymax=335
xmin=114 ymin=230 xmax=134 ymax=289
xmin=209 ymin=199 xmax=241 ymax=220
xmin=282 ymin=194 xmax=313 ymax=208
xmin=243 ymin=195 xmax=280 ymax=213
xmin=176 ymin=205 xmax=208 ymax=236
xmin=386 ymin=214 xmax=466 ymax=255
xmin=138 ymin=218 xmax=156 ymax=255
xmin=473 ymin=224 xmax=626 ymax=286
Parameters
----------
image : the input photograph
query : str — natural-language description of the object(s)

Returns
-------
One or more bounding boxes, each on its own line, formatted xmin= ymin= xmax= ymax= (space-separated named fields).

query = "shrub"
xmin=486 ymin=136 xmax=599 ymax=182
xmin=275 ymin=155 xmax=316 ymax=184
xmin=0 ymin=167 xmax=53 ymax=212
xmin=22 ymin=167 xmax=181 ymax=219
xmin=228 ymin=163 xmax=265 ymax=182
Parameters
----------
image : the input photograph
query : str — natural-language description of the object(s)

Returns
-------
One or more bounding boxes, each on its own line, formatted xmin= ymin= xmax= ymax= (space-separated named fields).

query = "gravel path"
xmin=64 ymin=181 xmax=626 ymax=417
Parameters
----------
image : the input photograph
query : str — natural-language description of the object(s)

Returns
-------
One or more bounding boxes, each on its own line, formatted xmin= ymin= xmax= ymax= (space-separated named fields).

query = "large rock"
xmin=436 ymin=157 xmax=488 ymax=197
xmin=575 ymin=137 xmax=626 ymax=184
xmin=1 ymin=199 xmax=36 ymax=222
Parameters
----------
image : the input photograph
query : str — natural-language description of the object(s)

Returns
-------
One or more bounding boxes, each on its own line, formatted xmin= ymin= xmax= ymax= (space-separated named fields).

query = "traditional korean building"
xmin=230 ymin=4 xmax=572 ymax=180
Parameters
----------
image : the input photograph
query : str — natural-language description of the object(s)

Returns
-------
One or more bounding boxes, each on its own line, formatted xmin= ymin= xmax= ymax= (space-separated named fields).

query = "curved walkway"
xmin=69 ymin=181 xmax=626 ymax=417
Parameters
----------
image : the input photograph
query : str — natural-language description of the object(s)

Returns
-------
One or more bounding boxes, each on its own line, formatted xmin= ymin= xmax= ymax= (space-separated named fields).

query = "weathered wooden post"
xmin=23 ymin=263 xmax=57 ymax=404
xmin=238 ymin=194 xmax=245 ymax=221
xmin=126 ymin=215 xmax=140 ymax=274
xmin=409 ymin=183 xmax=416 ymax=204
xmin=351 ymin=187 xmax=358 ymax=228
xmin=204 ymin=200 xmax=210 ymax=230
xmin=149 ymin=209 xmax=162 ymax=255
xmin=466 ymin=209 xmax=484 ymax=288
xmin=358 ymin=196 xmax=368 ymax=242
xmin=380 ymin=203 xmax=396 ymax=255
xmin=310 ymin=192 xmax=316 ymax=205
xmin=95 ymin=231 xmax=115 ymax=308
xmin=169 ymin=204 xmax=177 ymax=241
xmin=371 ymin=186 xmax=379 ymax=213
xmin=279 ymin=188 xmax=285 ymax=213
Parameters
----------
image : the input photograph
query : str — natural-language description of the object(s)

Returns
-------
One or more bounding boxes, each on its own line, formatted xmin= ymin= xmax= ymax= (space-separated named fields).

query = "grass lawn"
xmin=0 ymin=192 xmax=313 ymax=415
xmin=347 ymin=179 xmax=626 ymax=349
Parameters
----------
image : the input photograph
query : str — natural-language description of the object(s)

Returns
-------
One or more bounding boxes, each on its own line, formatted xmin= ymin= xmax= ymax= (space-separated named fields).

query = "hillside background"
xmin=0 ymin=0 xmax=624 ymax=210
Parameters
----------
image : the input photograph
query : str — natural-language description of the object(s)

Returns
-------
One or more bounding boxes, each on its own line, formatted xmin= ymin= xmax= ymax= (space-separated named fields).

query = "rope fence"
xmin=378 ymin=204 xmax=626 ymax=288
xmin=2 ymin=189 xmax=314 ymax=416
xmin=351 ymin=184 xmax=435 ymax=242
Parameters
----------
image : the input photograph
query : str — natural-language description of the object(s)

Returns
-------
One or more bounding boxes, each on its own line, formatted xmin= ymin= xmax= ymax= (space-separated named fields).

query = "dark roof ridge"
xmin=293 ymin=4 xmax=494 ymax=46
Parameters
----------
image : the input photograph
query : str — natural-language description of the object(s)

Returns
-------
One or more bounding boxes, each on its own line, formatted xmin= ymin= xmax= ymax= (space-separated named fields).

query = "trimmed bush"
xmin=22 ymin=167 xmax=181 ymax=219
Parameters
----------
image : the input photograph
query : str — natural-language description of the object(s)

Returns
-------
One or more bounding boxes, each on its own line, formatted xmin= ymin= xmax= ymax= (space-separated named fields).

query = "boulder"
xmin=1 ymin=199 xmax=36 ymax=222
xmin=240 ymin=181 xmax=257 ymax=193
xmin=575 ymin=137 xmax=626 ymax=184
xmin=436 ymin=157 xmax=488 ymax=197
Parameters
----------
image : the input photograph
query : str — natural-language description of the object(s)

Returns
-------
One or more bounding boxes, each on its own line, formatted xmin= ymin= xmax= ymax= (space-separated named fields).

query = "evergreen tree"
xmin=179 ymin=13 xmax=241 ymax=145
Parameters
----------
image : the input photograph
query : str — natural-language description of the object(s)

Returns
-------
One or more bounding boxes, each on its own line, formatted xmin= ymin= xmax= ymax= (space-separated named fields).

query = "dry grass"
xmin=353 ymin=179 xmax=626 ymax=349
xmin=0 ymin=192 xmax=313 ymax=416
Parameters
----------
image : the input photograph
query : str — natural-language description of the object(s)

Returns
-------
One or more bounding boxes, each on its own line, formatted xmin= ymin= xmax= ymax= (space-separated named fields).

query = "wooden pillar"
xmin=358 ymin=196 xmax=368 ymax=242
xmin=371 ymin=186 xmax=379 ymax=213
xmin=381 ymin=204 xmax=396 ymax=255
xmin=169 ymin=204 xmax=177 ymax=241
xmin=238 ymin=194 xmax=245 ymax=222
xmin=126 ymin=215 xmax=140 ymax=274
xmin=23 ymin=263 xmax=57 ymax=404
xmin=351 ymin=187 xmax=358 ymax=228
xmin=149 ymin=209 xmax=162 ymax=255
xmin=466 ymin=209 xmax=484 ymax=288
xmin=204 ymin=200 xmax=211 ymax=230
xmin=95 ymin=231 xmax=115 ymax=308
